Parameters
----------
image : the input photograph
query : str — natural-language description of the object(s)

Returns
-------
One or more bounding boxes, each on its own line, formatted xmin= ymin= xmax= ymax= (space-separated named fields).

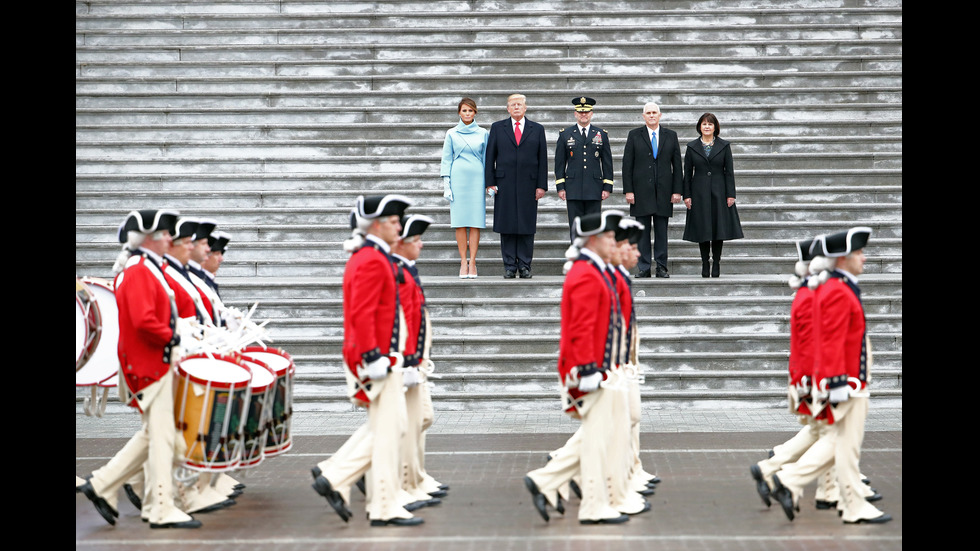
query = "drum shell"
xmin=173 ymin=355 xmax=251 ymax=472
xmin=237 ymin=356 xmax=277 ymax=468
xmin=239 ymin=346 xmax=295 ymax=457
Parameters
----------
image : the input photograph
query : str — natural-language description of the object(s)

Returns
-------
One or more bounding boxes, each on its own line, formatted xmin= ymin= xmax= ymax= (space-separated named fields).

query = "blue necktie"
xmin=651 ymin=131 xmax=658 ymax=159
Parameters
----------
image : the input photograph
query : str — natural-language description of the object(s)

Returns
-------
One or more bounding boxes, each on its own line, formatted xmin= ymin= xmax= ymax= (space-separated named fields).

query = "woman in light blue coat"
xmin=441 ymin=97 xmax=489 ymax=278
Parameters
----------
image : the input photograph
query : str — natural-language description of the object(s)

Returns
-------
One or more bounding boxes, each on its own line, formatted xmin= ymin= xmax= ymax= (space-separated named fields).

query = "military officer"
xmin=555 ymin=96 xmax=615 ymax=242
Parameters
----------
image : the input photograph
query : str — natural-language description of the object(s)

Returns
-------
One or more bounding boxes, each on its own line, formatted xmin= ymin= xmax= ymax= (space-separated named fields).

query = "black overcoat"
xmin=681 ymin=137 xmax=744 ymax=243
xmin=621 ymin=125 xmax=683 ymax=218
xmin=484 ymin=117 xmax=549 ymax=234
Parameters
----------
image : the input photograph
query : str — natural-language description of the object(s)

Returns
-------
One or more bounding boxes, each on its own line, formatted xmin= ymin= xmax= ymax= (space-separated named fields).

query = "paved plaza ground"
xmin=76 ymin=407 xmax=902 ymax=550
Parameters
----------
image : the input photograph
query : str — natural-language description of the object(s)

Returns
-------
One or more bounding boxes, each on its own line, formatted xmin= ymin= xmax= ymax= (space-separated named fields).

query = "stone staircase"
xmin=76 ymin=0 xmax=902 ymax=413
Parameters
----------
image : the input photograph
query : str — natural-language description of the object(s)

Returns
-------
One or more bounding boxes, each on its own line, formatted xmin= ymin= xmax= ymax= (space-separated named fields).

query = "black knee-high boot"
xmin=711 ymin=240 xmax=723 ymax=277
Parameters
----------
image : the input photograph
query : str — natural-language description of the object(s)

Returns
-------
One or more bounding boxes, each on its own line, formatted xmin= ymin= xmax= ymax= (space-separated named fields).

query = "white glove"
xmin=578 ymin=371 xmax=603 ymax=393
xmin=365 ymin=356 xmax=390 ymax=380
xmin=442 ymin=177 xmax=453 ymax=201
xmin=828 ymin=385 xmax=850 ymax=404
xmin=402 ymin=367 xmax=420 ymax=387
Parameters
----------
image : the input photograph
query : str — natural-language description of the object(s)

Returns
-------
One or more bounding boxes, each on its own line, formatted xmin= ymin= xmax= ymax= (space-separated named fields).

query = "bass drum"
xmin=76 ymin=278 xmax=102 ymax=372
xmin=75 ymin=277 xmax=119 ymax=388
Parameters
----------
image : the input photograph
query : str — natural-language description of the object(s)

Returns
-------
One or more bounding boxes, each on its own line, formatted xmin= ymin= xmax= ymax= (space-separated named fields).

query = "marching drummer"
xmin=311 ymin=194 xmax=425 ymax=526
xmin=78 ymin=209 xmax=202 ymax=529
xmin=200 ymin=230 xmax=231 ymax=298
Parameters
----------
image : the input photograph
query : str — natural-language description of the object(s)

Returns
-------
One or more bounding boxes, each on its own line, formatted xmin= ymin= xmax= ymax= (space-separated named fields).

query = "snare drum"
xmin=236 ymin=355 xmax=277 ymax=468
xmin=239 ymin=346 xmax=295 ymax=457
xmin=75 ymin=277 xmax=120 ymax=388
xmin=75 ymin=278 xmax=102 ymax=373
xmin=174 ymin=354 xmax=252 ymax=472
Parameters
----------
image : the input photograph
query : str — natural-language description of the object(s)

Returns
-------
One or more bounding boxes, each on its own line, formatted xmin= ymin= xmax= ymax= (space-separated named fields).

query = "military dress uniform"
xmin=524 ymin=211 xmax=629 ymax=525
xmin=555 ymin=97 xmax=614 ymax=242
xmin=771 ymin=227 xmax=890 ymax=524
xmin=79 ymin=210 xmax=201 ymax=529
xmin=311 ymin=195 xmax=422 ymax=526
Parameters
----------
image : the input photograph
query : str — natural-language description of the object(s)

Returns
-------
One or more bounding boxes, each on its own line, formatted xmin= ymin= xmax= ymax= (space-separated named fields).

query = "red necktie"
xmin=514 ymin=121 xmax=522 ymax=145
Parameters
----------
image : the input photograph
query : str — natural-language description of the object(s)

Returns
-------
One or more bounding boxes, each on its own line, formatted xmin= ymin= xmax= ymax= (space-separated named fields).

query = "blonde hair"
xmin=507 ymin=94 xmax=527 ymax=105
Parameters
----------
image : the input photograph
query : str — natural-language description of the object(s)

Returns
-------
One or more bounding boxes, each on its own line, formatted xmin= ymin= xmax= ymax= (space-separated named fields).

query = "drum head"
xmin=240 ymin=347 xmax=294 ymax=377
xmin=240 ymin=358 xmax=276 ymax=392
xmin=76 ymin=279 xmax=119 ymax=387
xmin=179 ymin=356 xmax=252 ymax=388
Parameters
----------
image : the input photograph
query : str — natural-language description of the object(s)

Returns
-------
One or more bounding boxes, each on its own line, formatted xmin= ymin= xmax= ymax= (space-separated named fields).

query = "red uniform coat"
xmin=558 ymin=257 xmax=617 ymax=408
xmin=614 ymin=268 xmax=632 ymax=364
xmin=113 ymin=255 xmax=178 ymax=403
xmin=342 ymin=242 xmax=399 ymax=403
xmin=788 ymin=285 xmax=815 ymax=415
xmin=394 ymin=258 xmax=422 ymax=365
xmin=814 ymin=276 xmax=867 ymax=392
xmin=161 ymin=265 xmax=201 ymax=320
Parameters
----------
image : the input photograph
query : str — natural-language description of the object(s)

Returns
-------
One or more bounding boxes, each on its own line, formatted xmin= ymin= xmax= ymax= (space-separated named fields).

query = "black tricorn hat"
xmin=116 ymin=209 xmax=179 ymax=243
xmin=795 ymin=238 xmax=817 ymax=262
xmin=574 ymin=209 xmax=624 ymax=238
xmin=208 ymin=230 xmax=231 ymax=254
xmin=173 ymin=218 xmax=199 ymax=241
xmin=350 ymin=194 xmax=413 ymax=228
xmin=193 ymin=218 xmax=218 ymax=241
xmin=809 ymin=226 xmax=871 ymax=258
xmin=615 ymin=219 xmax=643 ymax=244
xmin=400 ymin=214 xmax=434 ymax=240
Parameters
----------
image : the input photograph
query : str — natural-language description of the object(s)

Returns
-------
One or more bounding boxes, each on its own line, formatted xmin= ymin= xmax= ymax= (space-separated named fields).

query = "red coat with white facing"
xmin=342 ymin=243 xmax=399 ymax=394
xmin=814 ymin=276 xmax=867 ymax=392
xmin=558 ymin=257 xmax=615 ymax=405
xmin=394 ymin=260 xmax=422 ymax=364
xmin=788 ymin=285 xmax=814 ymax=414
xmin=113 ymin=256 xmax=178 ymax=402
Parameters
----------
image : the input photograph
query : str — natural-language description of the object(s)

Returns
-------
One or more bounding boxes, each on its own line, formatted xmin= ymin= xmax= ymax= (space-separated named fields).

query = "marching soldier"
xmin=555 ymin=96 xmax=615 ymax=242
xmin=78 ymin=209 xmax=201 ymax=529
xmin=311 ymin=194 xmax=424 ymax=527
xmin=771 ymin=227 xmax=891 ymax=524
xmin=524 ymin=210 xmax=630 ymax=525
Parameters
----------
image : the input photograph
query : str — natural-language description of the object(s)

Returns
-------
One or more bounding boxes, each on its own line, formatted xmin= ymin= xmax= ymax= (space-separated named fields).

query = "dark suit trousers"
xmin=565 ymin=199 xmax=601 ymax=243
xmin=636 ymin=214 xmax=669 ymax=272
xmin=499 ymin=233 xmax=534 ymax=271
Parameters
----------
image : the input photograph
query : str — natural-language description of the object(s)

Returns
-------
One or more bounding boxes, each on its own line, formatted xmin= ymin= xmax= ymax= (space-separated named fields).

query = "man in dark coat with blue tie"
xmin=621 ymin=102 xmax=683 ymax=278
xmin=485 ymin=93 xmax=549 ymax=279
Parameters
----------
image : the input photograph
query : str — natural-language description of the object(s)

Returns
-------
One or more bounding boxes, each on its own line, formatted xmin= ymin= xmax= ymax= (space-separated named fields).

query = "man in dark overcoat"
xmin=485 ymin=93 xmax=549 ymax=279
xmin=621 ymin=102 xmax=683 ymax=278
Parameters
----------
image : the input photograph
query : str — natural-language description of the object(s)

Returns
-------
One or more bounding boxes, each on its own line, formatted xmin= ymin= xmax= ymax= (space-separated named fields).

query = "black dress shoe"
xmin=701 ymin=260 xmax=710 ymax=278
xmin=626 ymin=500 xmax=652 ymax=515
xmin=866 ymin=492 xmax=883 ymax=502
xmin=770 ymin=474 xmax=796 ymax=521
xmin=227 ymin=489 xmax=243 ymax=499
xmin=504 ymin=269 xmax=517 ymax=279
xmin=233 ymin=483 xmax=246 ymax=491
xmin=636 ymin=269 xmax=652 ymax=278
xmin=355 ymin=475 xmax=366 ymax=496
xmin=815 ymin=500 xmax=838 ymax=510
xmin=523 ymin=476 xmax=549 ymax=522
xmin=648 ymin=476 xmax=661 ymax=484
xmin=569 ymin=479 xmax=582 ymax=499
xmin=405 ymin=497 xmax=441 ymax=511
xmin=637 ymin=487 xmax=655 ymax=496
xmin=749 ymin=464 xmax=771 ymax=507
xmin=580 ymin=514 xmax=629 ymax=524
xmin=194 ymin=499 xmax=236 ymax=514
xmin=150 ymin=518 xmax=203 ymax=529
xmin=123 ymin=483 xmax=142 ymax=510
xmin=370 ymin=516 xmax=424 ymax=526
xmin=427 ymin=489 xmax=447 ymax=498
xmin=844 ymin=513 xmax=892 ymax=524
xmin=646 ymin=481 xmax=658 ymax=489
xmin=438 ymin=484 xmax=450 ymax=491
xmin=519 ymin=267 xmax=532 ymax=279
xmin=79 ymin=480 xmax=118 ymax=526
xmin=768 ymin=450 xmax=775 ymax=458
xmin=655 ymin=265 xmax=669 ymax=278
xmin=711 ymin=259 xmax=720 ymax=277
xmin=556 ymin=495 xmax=565 ymax=515
xmin=311 ymin=467 xmax=351 ymax=523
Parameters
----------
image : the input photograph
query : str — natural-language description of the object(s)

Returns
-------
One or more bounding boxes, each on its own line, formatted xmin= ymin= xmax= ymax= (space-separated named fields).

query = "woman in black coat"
xmin=682 ymin=113 xmax=744 ymax=277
